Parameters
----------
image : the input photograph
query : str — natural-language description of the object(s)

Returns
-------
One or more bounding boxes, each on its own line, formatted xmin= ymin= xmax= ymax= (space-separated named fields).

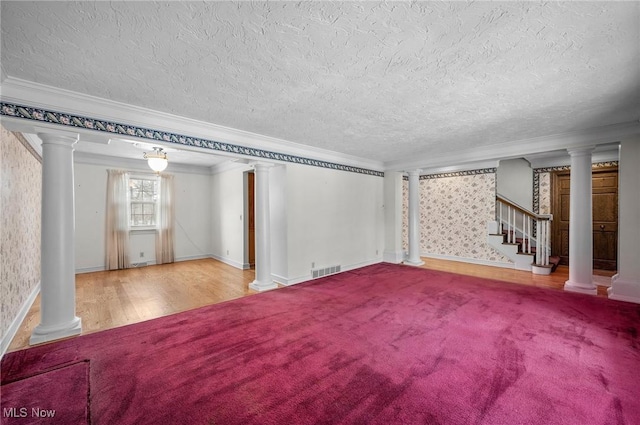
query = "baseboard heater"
xmin=131 ymin=262 xmax=148 ymax=268
xmin=312 ymin=265 xmax=341 ymax=279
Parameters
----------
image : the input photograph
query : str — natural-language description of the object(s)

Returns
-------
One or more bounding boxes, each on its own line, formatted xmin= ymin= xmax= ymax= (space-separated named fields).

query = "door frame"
xmin=550 ymin=165 xmax=618 ymax=270
xmin=244 ymin=170 xmax=256 ymax=268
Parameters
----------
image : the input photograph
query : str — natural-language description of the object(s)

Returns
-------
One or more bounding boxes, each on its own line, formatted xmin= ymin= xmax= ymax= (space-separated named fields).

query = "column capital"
xmin=251 ymin=162 xmax=275 ymax=171
xmin=36 ymin=128 xmax=79 ymax=147
xmin=406 ymin=169 xmax=422 ymax=177
xmin=567 ymin=146 xmax=596 ymax=157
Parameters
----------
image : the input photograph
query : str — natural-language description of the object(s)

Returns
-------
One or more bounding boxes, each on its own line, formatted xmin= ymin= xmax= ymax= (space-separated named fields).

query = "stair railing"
xmin=496 ymin=195 xmax=553 ymax=266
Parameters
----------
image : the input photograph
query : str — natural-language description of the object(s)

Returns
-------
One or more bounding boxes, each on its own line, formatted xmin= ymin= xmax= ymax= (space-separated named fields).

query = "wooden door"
xmin=551 ymin=168 xmax=618 ymax=270
xmin=552 ymin=173 xmax=571 ymax=266
xmin=592 ymin=170 xmax=618 ymax=270
xmin=248 ymin=172 xmax=255 ymax=267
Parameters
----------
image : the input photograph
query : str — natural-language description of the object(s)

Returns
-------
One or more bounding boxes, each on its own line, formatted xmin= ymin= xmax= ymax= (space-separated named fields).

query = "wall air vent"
xmin=311 ymin=265 xmax=341 ymax=279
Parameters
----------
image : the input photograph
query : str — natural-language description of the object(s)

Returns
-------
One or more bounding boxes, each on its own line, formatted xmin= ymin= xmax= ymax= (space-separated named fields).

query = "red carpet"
xmin=1 ymin=263 xmax=639 ymax=424
xmin=1 ymin=361 xmax=89 ymax=424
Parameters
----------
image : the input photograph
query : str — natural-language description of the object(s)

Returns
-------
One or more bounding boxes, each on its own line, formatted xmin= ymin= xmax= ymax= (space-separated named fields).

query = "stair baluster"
xmin=493 ymin=195 xmax=554 ymax=274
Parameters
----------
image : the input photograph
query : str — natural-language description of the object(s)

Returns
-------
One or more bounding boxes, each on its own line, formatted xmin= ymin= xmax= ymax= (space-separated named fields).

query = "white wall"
xmin=497 ymin=158 xmax=533 ymax=210
xmin=284 ymin=163 xmax=384 ymax=283
xmin=75 ymin=162 xmax=107 ymax=271
xmin=74 ymin=160 xmax=213 ymax=272
xmin=210 ymin=164 xmax=251 ymax=269
xmin=174 ymin=172 xmax=212 ymax=260
xmin=210 ymin=163 xmax=384 ymax=285
xmin=269 ymin=165 xmax=288 ymax=281
xmin=383 ymin=171 xmax=404 ymax=263
xmin=609 ymin=137 xmax=640 ymax=303
xmin=77 ymin=158 xmax=384 ymax=284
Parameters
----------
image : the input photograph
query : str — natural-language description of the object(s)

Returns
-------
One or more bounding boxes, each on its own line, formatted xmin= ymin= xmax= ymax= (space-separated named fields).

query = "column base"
xmin=30 ymin=317 xmax=82 ymax=345
xmin=249 ymin=280 xmax=278 ymax=292
xmin=404 ymin=259 xmax=425 ymax=267
xmin=564 ymin=281 xmax=597 ymax=296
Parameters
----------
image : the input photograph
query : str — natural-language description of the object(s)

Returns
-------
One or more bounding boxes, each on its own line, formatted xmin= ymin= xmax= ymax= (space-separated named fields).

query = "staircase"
xmin=487 ymin=195 xmax=560 ymax=275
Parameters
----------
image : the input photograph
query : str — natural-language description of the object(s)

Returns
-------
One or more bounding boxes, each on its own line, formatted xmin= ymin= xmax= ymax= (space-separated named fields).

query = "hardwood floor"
xmin=7 ymin=257 xmax=613 ymax=353
xmin=8 ymin=259 xmax=257 ymax=353
xmin=418 ymin=258 xmax=613 ymax=297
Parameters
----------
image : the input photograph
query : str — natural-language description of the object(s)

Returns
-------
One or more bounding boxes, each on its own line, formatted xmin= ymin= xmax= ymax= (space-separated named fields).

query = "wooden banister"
xmin=496 ymin=194 xmax=553 ymax=267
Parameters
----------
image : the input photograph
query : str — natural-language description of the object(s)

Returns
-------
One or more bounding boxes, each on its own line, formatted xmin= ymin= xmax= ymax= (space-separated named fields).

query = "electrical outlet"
xmin=376 ymin=249 xmax=379 ymax=255
xmin=227 ymin=250 xmax=229 ymax=255
xmin=311 ymin=262 xmax=315 ymax=268
xmin=140 ymin=252 xmax=144 ymax=258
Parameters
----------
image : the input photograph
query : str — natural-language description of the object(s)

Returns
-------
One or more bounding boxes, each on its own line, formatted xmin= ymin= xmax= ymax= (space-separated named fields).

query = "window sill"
xmin=129 ymin=228 xmax=157 ymax=235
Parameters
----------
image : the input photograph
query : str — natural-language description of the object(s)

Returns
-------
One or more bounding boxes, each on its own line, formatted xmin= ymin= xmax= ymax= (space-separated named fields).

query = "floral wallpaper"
xmin=537 ymin=172 xmax=551 ymax=215
xmin=402 ymin=172 xmax=510 ymax=263
xmin=1 ymin=126 xmax=41 ymax=344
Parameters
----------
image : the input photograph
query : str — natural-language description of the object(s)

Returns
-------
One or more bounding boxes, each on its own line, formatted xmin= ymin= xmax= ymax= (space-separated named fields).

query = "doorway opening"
xmin=551 ymin=167 xmax=618 ymax=271
xmin=245 ymin=171 xmax=255 ymax=268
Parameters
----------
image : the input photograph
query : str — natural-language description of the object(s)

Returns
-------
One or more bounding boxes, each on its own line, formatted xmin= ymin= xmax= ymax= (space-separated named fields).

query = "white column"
xmin=249 ymin=163 xmax=277 ymax=291
xmin=564 ymin=146 xmax=597 ymax=295
xmin=30 ymin=130 xmax=82 ymax=344
xmin=405 ymin=169 xmax=424 ymax=266
xmin=609 ymin=137 xmax=640 ymax=303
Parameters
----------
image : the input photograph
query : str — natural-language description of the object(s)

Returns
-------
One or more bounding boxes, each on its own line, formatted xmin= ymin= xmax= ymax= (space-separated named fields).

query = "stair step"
xmin=491 ymin=220 xmax=558 ymax=275
xmin=549 ymin=255 xmax=561 ymax=272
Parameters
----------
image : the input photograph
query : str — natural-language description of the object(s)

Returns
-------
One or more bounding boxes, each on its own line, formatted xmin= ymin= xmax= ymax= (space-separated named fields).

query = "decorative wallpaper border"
xmin=402 ymin=168 xmax=497 ymax=180
xmin=532 ymin=161 xmax=618 ymax=213
xmin=0 ymin=102 xmax=384 ymax=177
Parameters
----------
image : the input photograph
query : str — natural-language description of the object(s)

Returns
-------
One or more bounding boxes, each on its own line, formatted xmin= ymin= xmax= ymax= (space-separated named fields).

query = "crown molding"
xmin=416 ymin=159 xmax=500 ymax=176
xmin=386 ymin=121 xmax=640 ymax=172
xmin=0 ymin=77 xmax=384 ymax=174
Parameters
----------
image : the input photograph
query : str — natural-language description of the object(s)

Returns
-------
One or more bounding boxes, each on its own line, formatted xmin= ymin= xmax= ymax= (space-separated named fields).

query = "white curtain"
xmin=106 ymin=169 xmax=130 ymax=270
xmin=156 ymin=174 xmax=175 ymax=264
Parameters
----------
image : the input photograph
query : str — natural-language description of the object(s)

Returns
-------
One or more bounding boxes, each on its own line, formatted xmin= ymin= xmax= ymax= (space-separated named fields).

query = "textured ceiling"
xmin=2 ymin=1 xmax=639 ymax=165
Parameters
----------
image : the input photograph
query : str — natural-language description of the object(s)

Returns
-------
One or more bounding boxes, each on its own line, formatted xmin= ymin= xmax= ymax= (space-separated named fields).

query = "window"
xmin=129 ymin=177 xmax=159 ymax=228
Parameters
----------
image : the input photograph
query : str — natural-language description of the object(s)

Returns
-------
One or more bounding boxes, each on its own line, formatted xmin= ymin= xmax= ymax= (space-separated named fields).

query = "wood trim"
xmin=550 ymin=165 xmax=619 ymax=269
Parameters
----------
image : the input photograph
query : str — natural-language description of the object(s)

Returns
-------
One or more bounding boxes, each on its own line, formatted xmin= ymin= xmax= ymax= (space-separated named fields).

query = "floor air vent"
xmin=312 ymin=265 xmax=341 ymax=279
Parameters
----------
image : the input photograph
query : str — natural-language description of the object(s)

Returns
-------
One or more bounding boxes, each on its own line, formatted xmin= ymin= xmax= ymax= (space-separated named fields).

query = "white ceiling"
xmin=1 ymin=1 xmax=639 ymax=168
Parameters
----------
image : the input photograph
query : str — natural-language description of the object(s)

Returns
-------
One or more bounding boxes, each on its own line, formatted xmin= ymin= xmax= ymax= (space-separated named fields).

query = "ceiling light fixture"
xmin=144 ymin=147 xmax=168 ymax=172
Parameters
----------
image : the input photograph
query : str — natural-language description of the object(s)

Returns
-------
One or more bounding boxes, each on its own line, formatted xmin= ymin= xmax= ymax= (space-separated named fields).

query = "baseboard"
xmin=175 ymin=254 xmax=210 ymax=263
xmin=383 ymin=250 xmax=404 ymax=264
xmin=1 ymin=282 xmax=40 ymax=359
xmin=76 ymin=255 xmax=213 ymax=274
xmin=76 ymin=265 xmax=106 ymax=274
xmin=272 ymin=273 xmax=303 ymax=286
xmin=277 ymin=258 xmax=384 ymax=287
xmin=209 ymin=254 xmax=249 ymax=270
xmin=342 ymin=258 xmax=384 ymax=272
xmin=421 ymin=253 xmax=514 ymax=269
